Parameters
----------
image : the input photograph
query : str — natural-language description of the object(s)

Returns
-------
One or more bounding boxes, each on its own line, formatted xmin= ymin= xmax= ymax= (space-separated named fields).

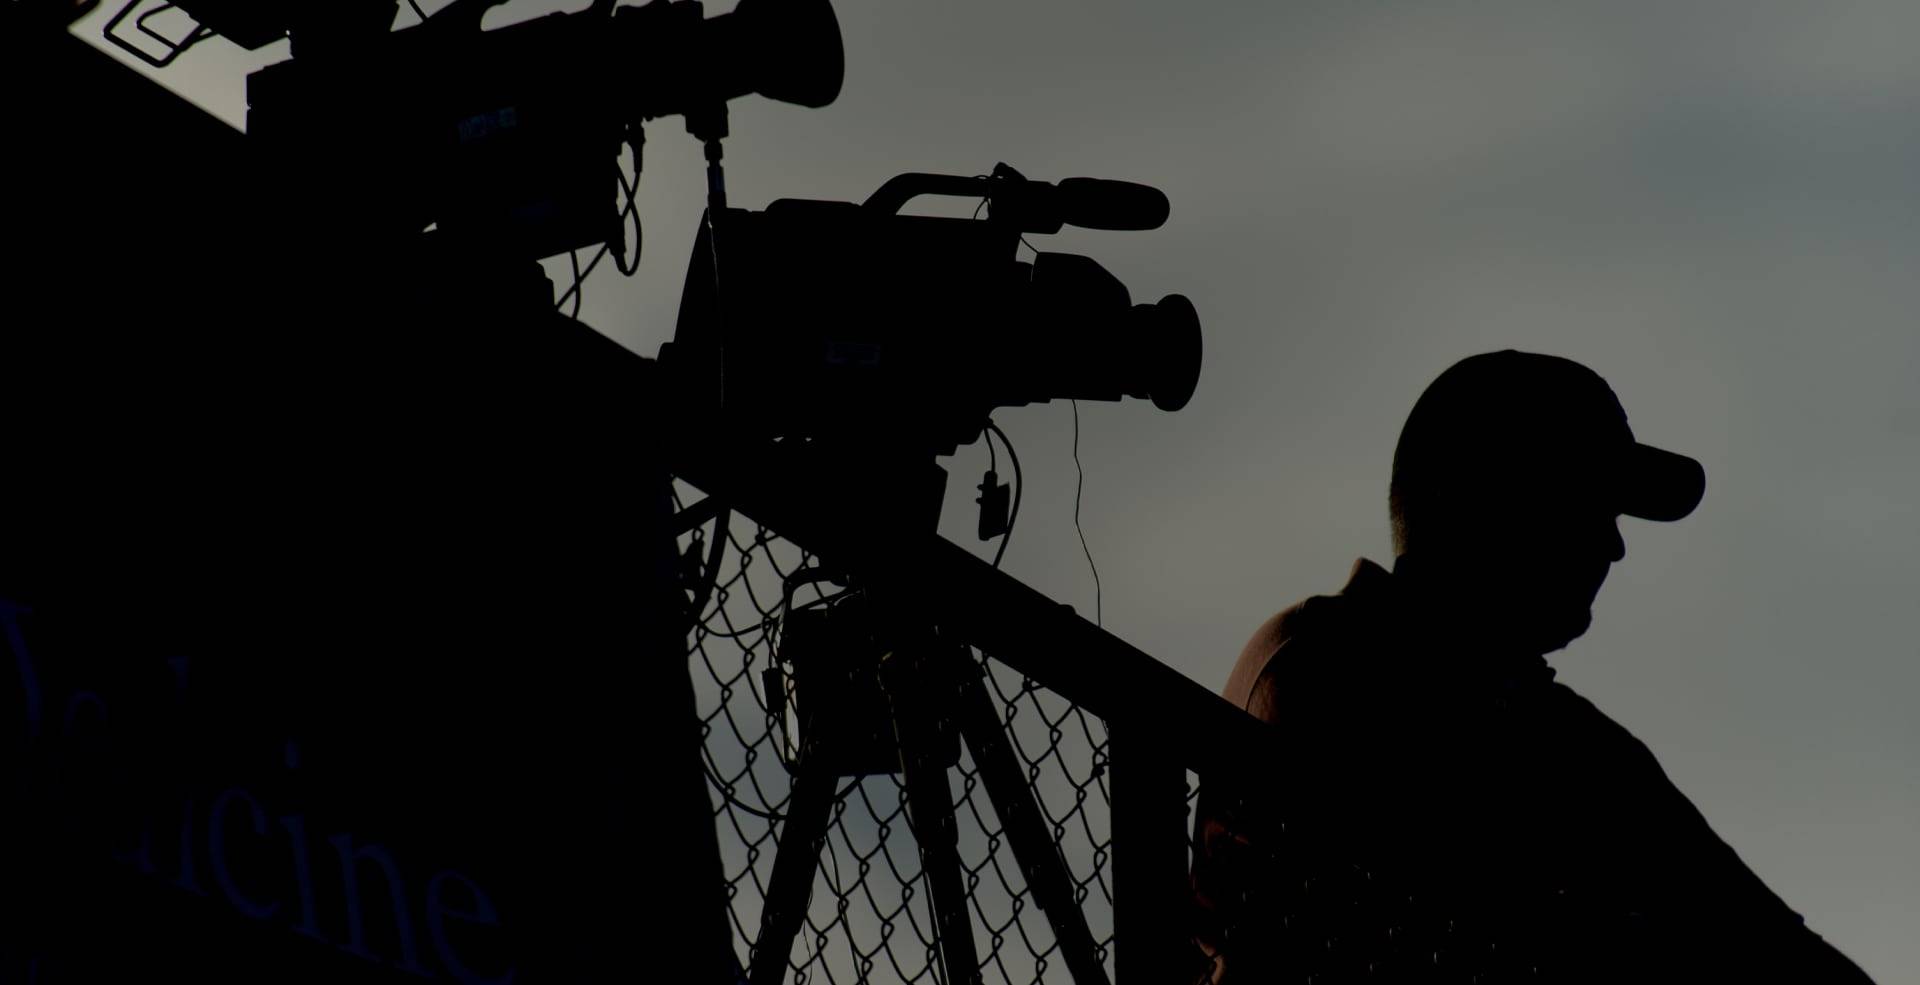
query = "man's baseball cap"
xmin=1391 ymin=350 xmax=1706 ymax=522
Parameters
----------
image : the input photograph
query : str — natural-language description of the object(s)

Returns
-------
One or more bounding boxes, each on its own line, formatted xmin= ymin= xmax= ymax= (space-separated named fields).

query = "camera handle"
xmin=863 ymin=163 xmax=1168 ymax=234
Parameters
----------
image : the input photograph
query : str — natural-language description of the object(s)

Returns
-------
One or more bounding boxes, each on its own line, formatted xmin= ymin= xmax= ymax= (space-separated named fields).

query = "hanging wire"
xmin=613 ymin=130 xmax=645 ymax=277
xmin=567 ymin=250 xmax=584 ymax=320
xmin=103 ymin=1 xmax=214 ymax=68
xmin=554 ymin=242 xmax=611 ymax=312
xmin=970 ymin=170 xmax=995 ymax=221
xmin=984 ymin=422 xmax=1023 ymax=570
xmin=554 ymin=129 xmax=643 ymax=313
xmin=1069 ymin=401 xmax=1101 ymax=627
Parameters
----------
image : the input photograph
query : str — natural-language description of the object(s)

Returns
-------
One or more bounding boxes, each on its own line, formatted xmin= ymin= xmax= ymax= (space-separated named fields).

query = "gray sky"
xmin=84 ymin=1 xmax=1918 ymax=979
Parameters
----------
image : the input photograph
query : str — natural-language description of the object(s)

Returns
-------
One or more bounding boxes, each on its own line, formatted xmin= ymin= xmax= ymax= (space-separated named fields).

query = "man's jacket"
xmin=1189 ymin=558 xmax=1871 ymax=983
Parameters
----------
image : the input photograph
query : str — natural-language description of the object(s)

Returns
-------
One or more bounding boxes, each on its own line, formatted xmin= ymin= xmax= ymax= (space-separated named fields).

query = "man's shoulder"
xmin=1223 ymin=559 xmax=1394 ymax=716
xmin=1221 ymin=601 xmax=1309 ymax=713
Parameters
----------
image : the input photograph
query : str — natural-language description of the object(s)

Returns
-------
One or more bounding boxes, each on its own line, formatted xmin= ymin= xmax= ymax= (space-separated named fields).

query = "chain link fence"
xmin=676 ymin=482 xmax=1143 ymax=985
xmin=674 ymin=480 xmax=1534 ymax=985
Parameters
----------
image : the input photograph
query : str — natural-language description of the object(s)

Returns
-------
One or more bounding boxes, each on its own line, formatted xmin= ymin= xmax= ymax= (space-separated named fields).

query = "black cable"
xmin=691 ymin=618 xmax=779 ymax=641
xmin=703 ymin=762 xmax=866 ymax=823
xmin=705 ymin=759 xmax=862 ymax=823
xmin=705 ymin=762 xmax=786 ymax=821
xmin=554 ymin=131 xmax=642 ymax=314
xmin=1070 ymin=400 xmax=1101 ymax=626
xmin=567 ymin=250 xmax=583 ymax=320
xmin=684 ymin=508 xmax=731 ymax=626
xmin=983 ymin=423 xmax=998 ymax=473
xmin=985 ymin=421 xmax=1022 ymax=569
xmin=135 ymin=3 xmax=186 ymax=46
xmin=614 ymin=131 xmax=644 ymax=277
xmin=767 ymin=584 xmax=851 ymax=654
xmin=107 ymin=1 xmax=212 ymax=68
xmin=405 ymin=0 xmax=428 ymax=22
xmin=970 ymin=171 xmax=993 ymax=221
xmin=553 ymin=243 xmax=610 ymax=311
xmin=788 ymin=589 xmax=851 ymax=614
xmin=699 ymin=139 xmax=727 ymax=339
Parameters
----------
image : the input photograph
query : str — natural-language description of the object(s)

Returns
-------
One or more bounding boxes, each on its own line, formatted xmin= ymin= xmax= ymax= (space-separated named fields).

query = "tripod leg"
xmin=884 ymin=653 xmax=983 ymax=985
xmin=1109 ymin=729 xmax=1193 ymax=985
xmin=954 ymin=660 xmax=1113 ymax=985
xmin=750 ymin=768 xmax=839 ymax=985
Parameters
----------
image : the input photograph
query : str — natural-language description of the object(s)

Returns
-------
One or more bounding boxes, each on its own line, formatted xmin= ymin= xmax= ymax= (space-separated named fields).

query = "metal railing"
xmin=664 ymin=420 xmax=1526 ymax=985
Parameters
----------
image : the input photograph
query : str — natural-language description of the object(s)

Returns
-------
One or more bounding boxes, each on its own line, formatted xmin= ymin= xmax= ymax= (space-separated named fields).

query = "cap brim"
xmin=1620 ymin=443 xmax=1705 ymax=521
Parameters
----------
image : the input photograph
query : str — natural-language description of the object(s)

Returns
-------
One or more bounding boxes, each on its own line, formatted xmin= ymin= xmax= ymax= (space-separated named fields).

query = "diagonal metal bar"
xmin=672 ymin=493 xmax=729 ymax=536
xmin=749 ymin=768 xmax=839 ymax=985
xmin=660 ymin=417 xmax=1282 ymax=787
xmin=953 ymin=657 xmax=1112 ymax=985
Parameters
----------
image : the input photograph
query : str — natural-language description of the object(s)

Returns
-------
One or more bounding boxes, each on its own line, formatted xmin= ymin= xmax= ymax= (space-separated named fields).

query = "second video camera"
xmin=665 ymin=164 xmax=1202 ymax=456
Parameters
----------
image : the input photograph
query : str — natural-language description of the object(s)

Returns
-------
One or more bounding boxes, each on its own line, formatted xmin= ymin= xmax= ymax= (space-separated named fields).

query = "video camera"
xmin=664 ymin=164 xmax=1203 ymax=457
xmin=241 ymin=0 xmax=843 ymax=260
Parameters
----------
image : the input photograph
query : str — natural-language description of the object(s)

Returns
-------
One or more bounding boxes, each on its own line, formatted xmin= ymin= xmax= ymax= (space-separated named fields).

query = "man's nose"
xmin=1605 ymin=517 xmax=1626 ymax=563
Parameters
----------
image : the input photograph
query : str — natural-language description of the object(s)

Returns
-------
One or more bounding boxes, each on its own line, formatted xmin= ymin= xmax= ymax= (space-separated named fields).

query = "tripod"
xmin=741 ymin=458 xmax=1110 ymax=985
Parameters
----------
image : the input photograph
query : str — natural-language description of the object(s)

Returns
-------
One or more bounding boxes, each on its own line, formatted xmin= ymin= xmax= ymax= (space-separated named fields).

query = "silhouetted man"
xmin=1190 ymin=351 xmax=1873 ymax=983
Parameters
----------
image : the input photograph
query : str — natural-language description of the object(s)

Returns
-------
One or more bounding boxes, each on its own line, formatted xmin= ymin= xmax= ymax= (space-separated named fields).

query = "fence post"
xmin=1109 ymin=727 xmax=1194 ymax=985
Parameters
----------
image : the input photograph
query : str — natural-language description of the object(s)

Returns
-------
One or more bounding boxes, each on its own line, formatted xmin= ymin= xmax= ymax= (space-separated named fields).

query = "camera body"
xmin=667 ymin=171 xmax=1201 ymax=457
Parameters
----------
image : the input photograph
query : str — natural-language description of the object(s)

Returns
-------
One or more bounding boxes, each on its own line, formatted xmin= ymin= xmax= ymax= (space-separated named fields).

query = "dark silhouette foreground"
xmin=1192 ymin=351 xmax=1874 ymax=983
